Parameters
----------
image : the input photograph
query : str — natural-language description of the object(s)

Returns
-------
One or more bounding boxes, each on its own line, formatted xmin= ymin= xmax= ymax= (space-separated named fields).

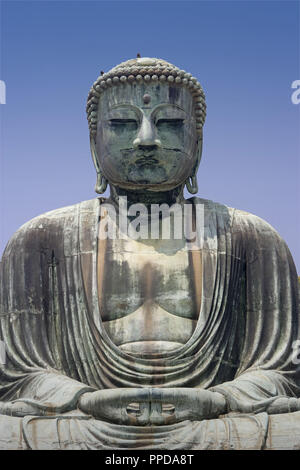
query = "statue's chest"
xmin=98 ymin=236 xmax=201 ymax=323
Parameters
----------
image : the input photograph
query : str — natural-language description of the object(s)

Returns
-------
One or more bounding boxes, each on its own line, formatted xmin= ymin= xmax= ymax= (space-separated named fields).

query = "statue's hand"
xmin=78 ymin=388 xmax=226 ymax=426
xmin=149 ymin=388 xmax=227 ymax=424
xmin=78 ymin=388 xmax=154 ymax=425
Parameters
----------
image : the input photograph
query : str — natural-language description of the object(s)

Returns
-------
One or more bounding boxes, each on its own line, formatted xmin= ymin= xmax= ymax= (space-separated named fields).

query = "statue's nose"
xmin=133 ymin=116 xmax=161 ymax=149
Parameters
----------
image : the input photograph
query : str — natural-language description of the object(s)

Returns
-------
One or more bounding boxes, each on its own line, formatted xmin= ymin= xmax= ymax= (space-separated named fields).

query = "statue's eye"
xmin=156 ymin=119 xmax=184 ymax=127
xmin=109 ymin=119 xmax=138 ymax=129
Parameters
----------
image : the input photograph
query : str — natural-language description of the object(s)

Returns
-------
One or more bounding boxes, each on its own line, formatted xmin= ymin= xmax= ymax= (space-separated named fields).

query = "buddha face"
xmin=93 ymin=82 xmax=200 ymax=191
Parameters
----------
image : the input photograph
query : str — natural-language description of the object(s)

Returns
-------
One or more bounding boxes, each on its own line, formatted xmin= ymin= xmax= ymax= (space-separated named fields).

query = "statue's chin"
xmin=105 ymin=165 xmax=187 ymax=191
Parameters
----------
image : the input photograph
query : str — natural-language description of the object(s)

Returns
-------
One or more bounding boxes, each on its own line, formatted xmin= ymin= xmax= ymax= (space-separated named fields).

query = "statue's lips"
xmin=120 ymin=147 xmax=183 ymax=166
xmin=135 ymin=156 xmax=159 ymax=166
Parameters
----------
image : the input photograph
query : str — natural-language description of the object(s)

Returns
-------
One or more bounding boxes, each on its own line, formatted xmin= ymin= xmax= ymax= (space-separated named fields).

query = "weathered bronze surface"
xmin=0 ymin=57 xmax=299 ymax=449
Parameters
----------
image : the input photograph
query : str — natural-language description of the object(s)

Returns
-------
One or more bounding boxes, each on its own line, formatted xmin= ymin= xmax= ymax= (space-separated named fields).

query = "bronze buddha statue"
xmin=0 ymin=57 xmax=299 ymax=449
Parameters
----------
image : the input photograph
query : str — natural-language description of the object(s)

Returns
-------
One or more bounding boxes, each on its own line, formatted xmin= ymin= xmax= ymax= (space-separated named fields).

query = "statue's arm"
xmin=0 ymin=372 xmax=95 ymax=417
xmin=209 ymin=211 xmax=300 ymax=414
xmin=0 ymin=217 xmax=95 ymax=416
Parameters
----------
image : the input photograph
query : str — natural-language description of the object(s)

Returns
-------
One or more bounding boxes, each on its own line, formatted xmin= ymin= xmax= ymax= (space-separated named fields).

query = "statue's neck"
xmin=107 ymin=184 xmax=186 ymax=209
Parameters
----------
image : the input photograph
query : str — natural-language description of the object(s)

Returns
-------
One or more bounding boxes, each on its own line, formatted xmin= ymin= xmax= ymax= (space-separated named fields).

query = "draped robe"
xmin=0 ymin=197 xmax=299 ymax=449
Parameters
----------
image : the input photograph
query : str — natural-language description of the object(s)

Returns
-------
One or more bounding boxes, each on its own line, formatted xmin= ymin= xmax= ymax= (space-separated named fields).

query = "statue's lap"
xmin=1 ymin=412 xmax=300 ymax=450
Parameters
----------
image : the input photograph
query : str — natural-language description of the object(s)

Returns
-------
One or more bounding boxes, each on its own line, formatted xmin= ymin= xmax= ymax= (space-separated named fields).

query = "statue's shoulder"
xmin=190 ymin=196 xmax=282 ymax=239
xmin=190 ymin=196 xmax=235 ymax=216
xmin=14 ymin=197 xmax=97 ymax=233
xmin=2 ymin=198 xmax=99 ymax=258
xmin=231 ymin=206 xmax=280 ymax=237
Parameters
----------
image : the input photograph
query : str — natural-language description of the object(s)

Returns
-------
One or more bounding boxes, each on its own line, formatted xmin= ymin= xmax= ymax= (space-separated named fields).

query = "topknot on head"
xmin=86 ymin=57 xmax=206 ymax=136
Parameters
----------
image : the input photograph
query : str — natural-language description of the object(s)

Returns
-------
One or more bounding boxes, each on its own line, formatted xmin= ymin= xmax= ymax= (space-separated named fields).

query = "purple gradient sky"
xmin=0 ymin=0 xmax=299 ymax=272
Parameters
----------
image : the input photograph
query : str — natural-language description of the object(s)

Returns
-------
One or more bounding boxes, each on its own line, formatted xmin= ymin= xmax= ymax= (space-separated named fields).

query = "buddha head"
xmin=86 ymin=57 xmax=206 ymax=195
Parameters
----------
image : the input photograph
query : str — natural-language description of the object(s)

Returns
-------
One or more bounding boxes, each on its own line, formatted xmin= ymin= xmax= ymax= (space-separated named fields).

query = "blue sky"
xmin=0 ymin=0 xmax=299 ymax=271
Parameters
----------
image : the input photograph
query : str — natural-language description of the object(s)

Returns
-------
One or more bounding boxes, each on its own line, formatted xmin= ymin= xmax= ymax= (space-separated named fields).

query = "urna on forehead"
xmin=97 ymin=80 xmax=195 ymax=116
xmin=86 ymin=57 xmax=207 ymax=136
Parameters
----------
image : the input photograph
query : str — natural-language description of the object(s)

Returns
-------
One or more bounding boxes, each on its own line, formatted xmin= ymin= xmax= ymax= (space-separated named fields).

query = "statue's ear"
xmin=90 ymin=135 xmax=108 ymax=194
xmin=194 ymin=132 xmax=203 ymax=175
xmin=185 ymin=131 xmax=203 ymax=195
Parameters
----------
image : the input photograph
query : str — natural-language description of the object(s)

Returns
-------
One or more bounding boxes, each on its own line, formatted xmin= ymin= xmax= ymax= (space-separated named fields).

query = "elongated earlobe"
xmin=90 ymin=136 xmax=108 ymax=194
xmin=185 ymin=135 xmax=202 ymax=195
xmin=185 ymin=175 xmax=198 ymax=194
xmin=95 ymin=171 xmax=108 ymax=194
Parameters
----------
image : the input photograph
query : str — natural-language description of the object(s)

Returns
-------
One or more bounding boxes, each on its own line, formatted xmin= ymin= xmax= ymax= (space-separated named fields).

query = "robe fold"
xmin=0 ymin=197 xmax=299 ymax=449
